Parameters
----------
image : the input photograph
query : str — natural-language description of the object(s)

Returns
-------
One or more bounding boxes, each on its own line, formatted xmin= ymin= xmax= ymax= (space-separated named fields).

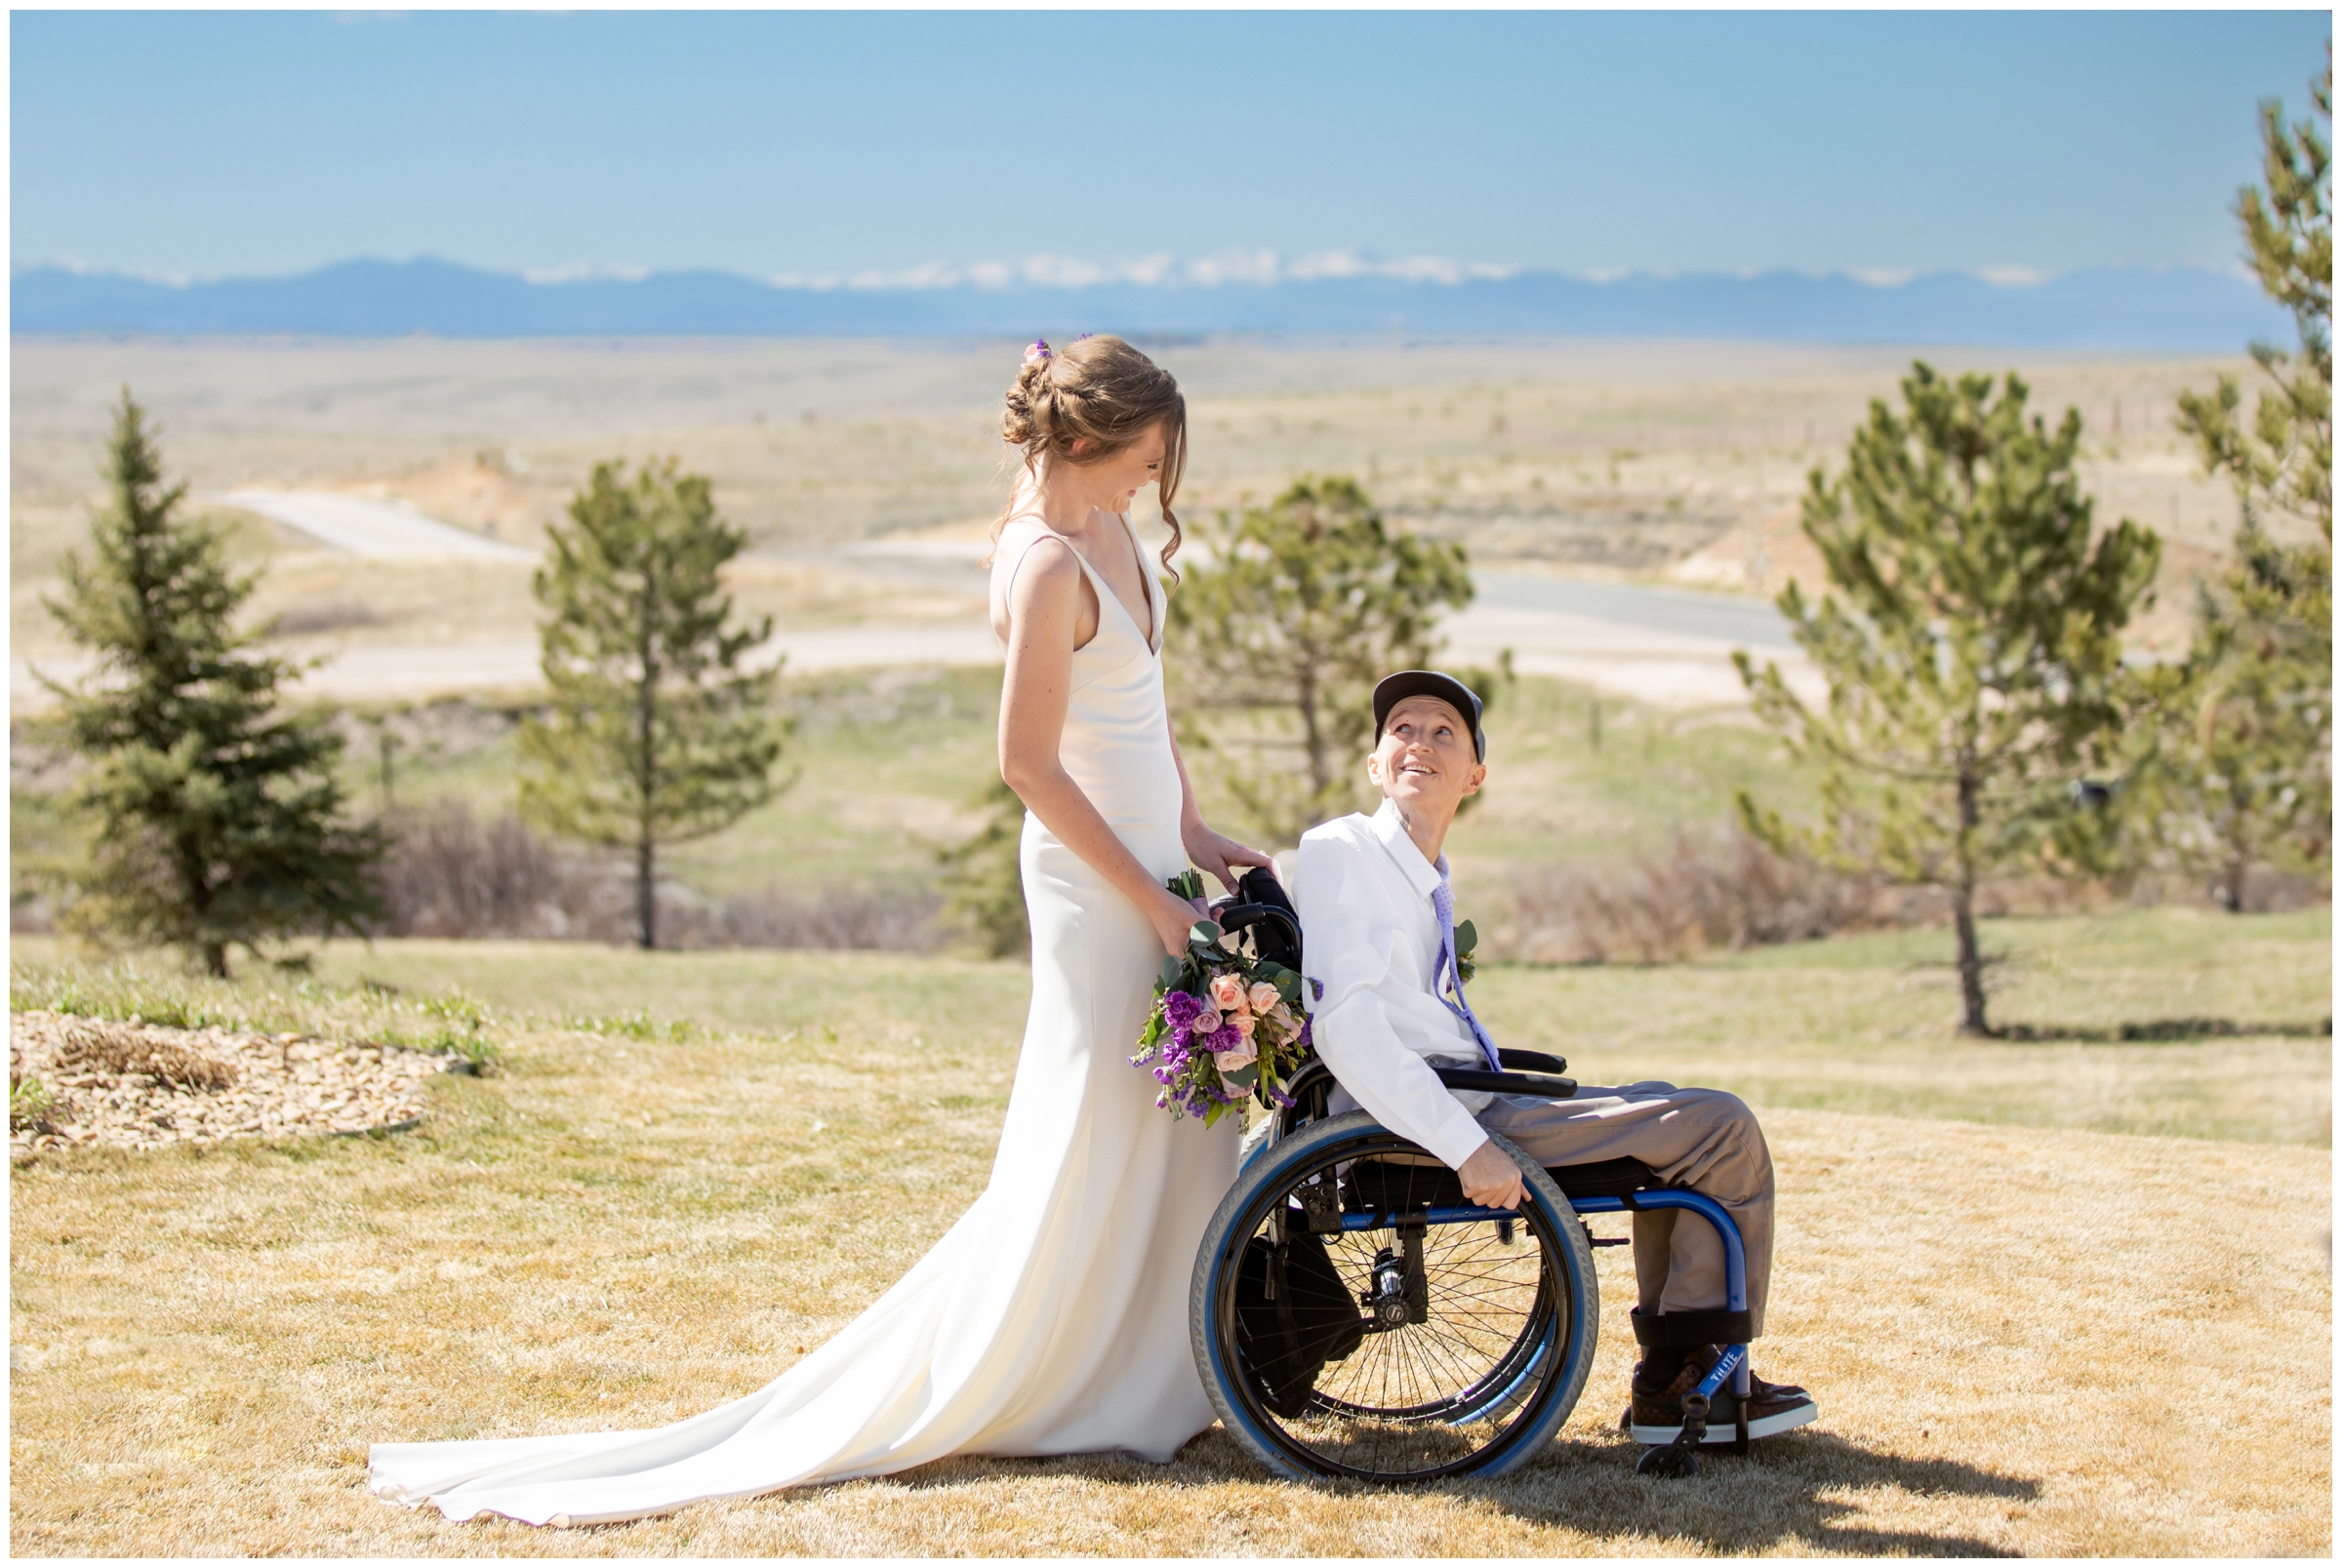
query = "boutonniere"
xmin=1454 ymin=918 xmax=1479 ymax=985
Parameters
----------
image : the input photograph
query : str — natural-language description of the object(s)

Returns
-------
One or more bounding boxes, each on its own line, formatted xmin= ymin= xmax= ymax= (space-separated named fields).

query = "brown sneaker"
xmin=1627 ymin=1346 xmax=1817 ymax=1445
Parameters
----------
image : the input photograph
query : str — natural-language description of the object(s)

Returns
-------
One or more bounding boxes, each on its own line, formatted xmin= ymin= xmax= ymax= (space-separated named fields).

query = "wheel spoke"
xmin=1217 ymin=1129 xmax=1586 ymax=1480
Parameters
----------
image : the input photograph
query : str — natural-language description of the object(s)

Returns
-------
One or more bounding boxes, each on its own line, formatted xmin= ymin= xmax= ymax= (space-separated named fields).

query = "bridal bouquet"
xmin=1131 ymin=870 xmax=1311 ymax=1126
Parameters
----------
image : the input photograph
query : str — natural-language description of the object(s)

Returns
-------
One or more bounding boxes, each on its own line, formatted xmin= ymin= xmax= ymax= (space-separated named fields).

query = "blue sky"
xmin=11 ymin=10 xmax=2330 ymax=283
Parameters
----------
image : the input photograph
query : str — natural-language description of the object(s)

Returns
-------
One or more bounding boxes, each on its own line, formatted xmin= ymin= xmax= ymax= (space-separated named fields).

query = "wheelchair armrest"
xmin=1497 ymin=1048 xmax=1567 ymax=1076
xmin=1433 ymin=1066 xmax=1578 ymax=1099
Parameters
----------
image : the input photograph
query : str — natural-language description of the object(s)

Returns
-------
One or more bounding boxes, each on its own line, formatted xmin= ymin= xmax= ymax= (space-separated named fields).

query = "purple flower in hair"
xmin=1025 ymin=338 xmax=1052 ymax=364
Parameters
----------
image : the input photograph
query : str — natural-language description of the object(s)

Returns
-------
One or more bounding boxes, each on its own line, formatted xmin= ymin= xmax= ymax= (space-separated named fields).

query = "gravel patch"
xmin=10 ymin=1012 xmax=442 ymax=1158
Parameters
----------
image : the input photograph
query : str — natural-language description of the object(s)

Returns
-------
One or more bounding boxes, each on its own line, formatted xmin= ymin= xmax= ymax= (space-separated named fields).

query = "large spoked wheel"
xmin=1191 ymin=1111 xmax=1598 ymax=1482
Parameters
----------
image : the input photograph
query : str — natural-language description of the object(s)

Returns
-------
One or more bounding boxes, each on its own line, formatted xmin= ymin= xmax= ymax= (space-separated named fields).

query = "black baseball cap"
xmin=1372 ymin=670 xmax=1486 ymax=761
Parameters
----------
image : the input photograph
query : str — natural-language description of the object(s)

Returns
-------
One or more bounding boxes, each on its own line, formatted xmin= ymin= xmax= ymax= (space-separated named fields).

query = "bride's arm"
xmin=1168 ymin=722 xmax=1273 ymax=892
xmin=999 ymin=539 xmax=1204 ymax=957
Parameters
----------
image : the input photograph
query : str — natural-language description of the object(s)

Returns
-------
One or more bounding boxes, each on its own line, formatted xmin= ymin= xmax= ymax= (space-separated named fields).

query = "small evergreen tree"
xmin=1735 ymin=365 xmax=2161 ymax=1035
xmin=2124 ymin=604 xmax=2329 ymax=910
xmin=42 ymin=391 xmax=384 ymax=977
xmin=2155 ymin=50 xmax=2333 ymax=902
xmin=519 ymin=458 xmax=787 ymax=949
xmin=936 ymin=773 xmax=1030 ymax=958
xmin=1166 ymin=476 xmax=1474 ymax=846
xmin=2177 ymin=49 xmax=2332 ymax=546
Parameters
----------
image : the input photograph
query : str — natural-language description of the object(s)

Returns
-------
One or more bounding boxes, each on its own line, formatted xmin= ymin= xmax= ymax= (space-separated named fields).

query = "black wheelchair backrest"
xmin=1210 ymin=865 xmax=1304 ymax=972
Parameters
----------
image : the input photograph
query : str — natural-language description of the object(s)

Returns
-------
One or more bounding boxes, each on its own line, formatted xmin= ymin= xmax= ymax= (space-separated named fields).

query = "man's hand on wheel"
xmin=1458 ymin=1140 xmax=1524 ymax=1210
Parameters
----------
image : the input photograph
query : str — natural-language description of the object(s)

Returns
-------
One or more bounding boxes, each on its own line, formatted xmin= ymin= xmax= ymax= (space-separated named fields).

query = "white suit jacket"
xmin=1290 ymin=799 xmax=1493 ymax=1170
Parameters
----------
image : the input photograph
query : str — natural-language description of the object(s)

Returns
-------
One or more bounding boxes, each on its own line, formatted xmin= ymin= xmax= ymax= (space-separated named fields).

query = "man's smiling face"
xmin=1366 ymin=693 xmax=1487 ymax=824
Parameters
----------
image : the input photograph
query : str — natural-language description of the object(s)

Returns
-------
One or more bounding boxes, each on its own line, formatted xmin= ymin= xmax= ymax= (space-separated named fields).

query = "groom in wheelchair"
xmin=1199 ymin=669 xmax=1816 ymax=1475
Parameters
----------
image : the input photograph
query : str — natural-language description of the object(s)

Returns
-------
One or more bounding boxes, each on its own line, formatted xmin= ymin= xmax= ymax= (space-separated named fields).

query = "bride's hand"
xmin=1183 ymin=821 xmax=1275 ymax=894
xmin=1149 ymin=886 xmax=1207 ymax=958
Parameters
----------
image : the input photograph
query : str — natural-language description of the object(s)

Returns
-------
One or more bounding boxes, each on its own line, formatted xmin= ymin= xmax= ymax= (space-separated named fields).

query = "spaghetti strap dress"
xmin=368 ymin=511 xmax=1238 ymax=1526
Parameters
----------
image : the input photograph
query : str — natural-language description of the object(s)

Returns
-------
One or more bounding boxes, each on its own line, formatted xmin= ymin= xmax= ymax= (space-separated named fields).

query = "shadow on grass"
xmin=1993 ymin=1016 xmax=2332 ymax=1042
xmin=874 ymin=1426 xmax=2038 ymax=1557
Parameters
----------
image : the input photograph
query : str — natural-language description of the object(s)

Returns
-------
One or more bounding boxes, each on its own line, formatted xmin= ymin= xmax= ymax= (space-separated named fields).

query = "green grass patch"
xmin=12 ymin=903 xmax=2326 ymax=1146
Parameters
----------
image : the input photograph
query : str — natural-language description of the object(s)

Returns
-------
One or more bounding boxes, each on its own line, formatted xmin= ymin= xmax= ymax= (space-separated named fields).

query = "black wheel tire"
xmin=1190 ymin=1110 xmax=1598 ymax=1481
xmin=1637 ymin=1442 xmax=1701 ymax=1478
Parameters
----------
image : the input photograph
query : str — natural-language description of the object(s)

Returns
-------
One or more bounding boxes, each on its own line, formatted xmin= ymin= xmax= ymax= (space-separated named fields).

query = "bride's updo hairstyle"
xmin=995 ymin=334 xmax=1190 ymax=582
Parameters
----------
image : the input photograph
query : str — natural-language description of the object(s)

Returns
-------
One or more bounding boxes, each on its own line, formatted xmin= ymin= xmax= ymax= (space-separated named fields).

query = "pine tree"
xmin=936 ymin=774 xmax=1029 ymax=958
xmin=518 ymin=458 xmax=787 ymax=948
xmin=1735 ymin=365 xmax=2161 ymax=1035
xmin=1165 ymin=476 xmax=1474 ymax=846
xmin=42 ymin=391 xmax=384 ymax=977
xmin=2177 ymin=49 xmax=2332 ymax=546
xmin=2156 ymin=50 xmax=2333 ymax=903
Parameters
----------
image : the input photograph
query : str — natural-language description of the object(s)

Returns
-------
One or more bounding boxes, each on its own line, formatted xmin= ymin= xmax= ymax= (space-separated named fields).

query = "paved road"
xmin=214 ymin=489 xmax=536 ymax=562
xmin=12 ymin=621 xmax=1008 ymax=709
xmin=14 ymin=541 xmax=1815 ymax=710
xmin=1474 ymin=570 xmax=1796 ymax=650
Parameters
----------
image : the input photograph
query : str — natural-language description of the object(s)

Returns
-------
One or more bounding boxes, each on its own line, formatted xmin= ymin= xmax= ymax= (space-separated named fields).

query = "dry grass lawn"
xmin=9 ymin=937 xmax=2330 ymax=1555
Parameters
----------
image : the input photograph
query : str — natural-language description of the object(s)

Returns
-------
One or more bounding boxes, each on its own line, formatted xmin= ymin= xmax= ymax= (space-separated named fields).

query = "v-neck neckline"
xmin=1013 ymin=507 xmax=1158 ymax=658
xmin=1101 ymin=509 xmax=1161 ymax=657
xmin=1074 ymin=528 xmax=1158 ymax=659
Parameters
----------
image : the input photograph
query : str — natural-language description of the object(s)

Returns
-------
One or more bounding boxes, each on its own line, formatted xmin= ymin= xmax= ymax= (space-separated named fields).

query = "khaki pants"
xmin=1476 ymin=1082 xmax=1775 ymax=1337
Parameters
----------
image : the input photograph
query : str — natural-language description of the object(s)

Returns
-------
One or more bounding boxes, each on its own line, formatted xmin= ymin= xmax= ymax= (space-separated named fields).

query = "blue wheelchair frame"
xmin=1234 ymin=1052 xmax=1759 ymax=1470
xmin=1204 ymin=879 xmax=1758 ymax=1474
xmin=1364 ymin=1186 xmax=1755 ymax=1460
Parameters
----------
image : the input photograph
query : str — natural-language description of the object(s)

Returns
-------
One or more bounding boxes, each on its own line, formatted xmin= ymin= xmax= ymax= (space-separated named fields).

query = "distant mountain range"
xmin=9 ymin=257 xmax=2290 ymax=349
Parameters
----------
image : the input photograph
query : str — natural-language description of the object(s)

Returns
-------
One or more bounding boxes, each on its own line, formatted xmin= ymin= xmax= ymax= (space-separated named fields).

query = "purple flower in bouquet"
xmin=1162 ymin=989 xmax=1203 ymax=1032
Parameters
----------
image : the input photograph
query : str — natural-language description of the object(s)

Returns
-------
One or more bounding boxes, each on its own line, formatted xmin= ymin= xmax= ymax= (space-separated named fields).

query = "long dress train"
xmin=368 ymin=515 xmax=1237 ymax=1526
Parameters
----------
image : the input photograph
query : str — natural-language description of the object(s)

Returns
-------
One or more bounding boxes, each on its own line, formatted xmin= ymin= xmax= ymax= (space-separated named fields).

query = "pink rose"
xmin=1227 ymin=1012 xmax=1257 ymax=1038
xmin=1209 ymin=973 xmax=1248 ymax=1013
xmin=1214 ymin=1040 xmax=1258 ymax=1073
xmin=1192 ymin=1007 xmax=1221 ymax=1036
xmin=1248 ymin=982 xmax=1283 ymax=1016
xmin=1268 ymin=1004 xmax=1301 ymax=1042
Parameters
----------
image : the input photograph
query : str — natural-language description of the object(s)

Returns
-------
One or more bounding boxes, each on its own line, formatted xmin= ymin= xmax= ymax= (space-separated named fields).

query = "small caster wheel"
xmin=1635 ymin=1390 xmax=1709 ymax=1478
xmin=1637 ymin=1442 xmax=1700 ymax=1477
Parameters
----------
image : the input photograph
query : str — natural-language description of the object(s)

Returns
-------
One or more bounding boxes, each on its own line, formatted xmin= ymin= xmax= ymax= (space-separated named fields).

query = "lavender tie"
xmin=1432 ymin=876 xmax=1502 ymax=1071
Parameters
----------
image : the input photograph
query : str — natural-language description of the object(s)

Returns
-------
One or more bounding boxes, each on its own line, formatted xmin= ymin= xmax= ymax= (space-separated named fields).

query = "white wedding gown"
xmin=370 ymin=514 xmax=1237 ymax=1526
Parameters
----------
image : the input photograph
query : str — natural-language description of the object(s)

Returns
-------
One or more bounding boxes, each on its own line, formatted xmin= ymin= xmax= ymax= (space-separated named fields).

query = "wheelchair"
xmin=1186 ymin=871 xmax=1756 ymax=1483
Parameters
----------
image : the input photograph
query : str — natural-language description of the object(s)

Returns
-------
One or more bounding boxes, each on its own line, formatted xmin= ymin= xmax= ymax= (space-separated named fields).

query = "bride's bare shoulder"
xmin=991 ymin=520 xmax=1083 ymax=614
xmin=990 ymin=527 xmax=1086 ymax=647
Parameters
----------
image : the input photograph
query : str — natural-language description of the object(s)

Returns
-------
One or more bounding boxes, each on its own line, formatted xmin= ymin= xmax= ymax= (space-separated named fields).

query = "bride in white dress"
xmin=369 ymin=334 xmax=1269 ymax=1527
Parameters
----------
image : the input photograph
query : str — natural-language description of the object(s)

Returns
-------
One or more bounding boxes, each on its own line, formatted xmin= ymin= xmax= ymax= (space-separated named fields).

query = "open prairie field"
xmin=8 ymin=910 xmax=2329 ymax=1556
xmin=10 ymin=336 xmax=2271 ymax=675
xmin=13 ymin=667 xmax=1853 ymax=939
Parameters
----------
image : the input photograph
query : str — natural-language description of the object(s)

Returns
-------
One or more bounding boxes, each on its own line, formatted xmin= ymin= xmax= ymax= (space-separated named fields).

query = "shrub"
xmin=11 ymin=1075 xmax=55 ymax=1134
xmin=372 ymin=799 xmax=941 ymax=951
xmin=50 ymin=1019 xmax=238 ymax=1091
xmin=1497 ymin=829 xmax=1882 ymax=965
